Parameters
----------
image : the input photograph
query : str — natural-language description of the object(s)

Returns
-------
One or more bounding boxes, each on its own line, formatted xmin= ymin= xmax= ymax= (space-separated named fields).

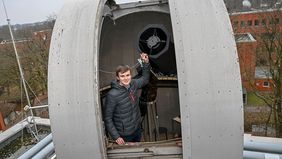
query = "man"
xmin=104 ymin=53 xmax=150 ymax=145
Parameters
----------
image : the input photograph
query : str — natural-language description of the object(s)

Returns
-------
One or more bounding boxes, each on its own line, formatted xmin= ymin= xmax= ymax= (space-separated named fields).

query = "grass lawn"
xmin=247 ymin=92 xmax=267 ymax=106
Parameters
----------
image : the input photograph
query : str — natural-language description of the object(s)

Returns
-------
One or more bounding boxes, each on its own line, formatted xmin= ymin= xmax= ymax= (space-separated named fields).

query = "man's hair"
xmin=116 ymin=65 xmax=131 ymax=77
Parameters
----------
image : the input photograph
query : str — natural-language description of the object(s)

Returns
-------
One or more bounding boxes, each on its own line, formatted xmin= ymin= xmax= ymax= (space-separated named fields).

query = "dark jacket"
xmin=104 ymin=63 xmax=150 ymax=140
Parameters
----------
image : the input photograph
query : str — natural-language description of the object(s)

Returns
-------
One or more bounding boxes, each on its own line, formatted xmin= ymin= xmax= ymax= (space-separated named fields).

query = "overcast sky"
xmin=0 ymin=0 xmax=65 ymax=26
xmin=0 ymin=0 xmax=148 ymax=26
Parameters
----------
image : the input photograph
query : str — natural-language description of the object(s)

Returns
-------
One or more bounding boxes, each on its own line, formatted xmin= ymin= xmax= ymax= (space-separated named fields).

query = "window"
xmin=233 ymin=21 xmax=239 ymax=28
xmin=247 ymin=20 xmax=252 ymax=26
xmin=261 ymin=19 xmax=266 ymax=26
xmin=275 ymin=18 xmax=280 ymax=24
xmin=270 ymin=18 xmax=280 ymax=25
xmin=243 ymin=93 xmax=247 ymax=104
xmin=254 ymin=19 xmax=259 ymax=26
xmin=263 ymin=81 xmax=270 ymax=87
xmin=241 ymin=21 xmax=246 ymax=27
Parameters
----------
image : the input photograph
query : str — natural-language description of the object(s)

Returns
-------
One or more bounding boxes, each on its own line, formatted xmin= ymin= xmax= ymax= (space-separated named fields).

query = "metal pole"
xmin=152 ymin=101 xmax=159 ymax=141
xmin=147 ymin=103 xmax=153 ymax=141
xmin=1 ymin=0 xmax=39 ymax=139
xmin=243 ymin=150 xmax=282 ymax=159
xmin=49 ymin=154 xmax=56 ymax=159
xmin=31 ymin=142 xmax=55 ymax=159
xmin=26 ymin=105 xmax=49 ymax=110
xmin=244 ymin=139 xmax=282 ymax=154
xmin=18 ymin=134 xmax=53 ymax=159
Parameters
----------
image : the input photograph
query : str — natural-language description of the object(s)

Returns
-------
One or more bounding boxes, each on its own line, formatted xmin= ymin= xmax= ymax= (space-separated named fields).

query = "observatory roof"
xmin=235 ymin=33 xmax=256 ymax=43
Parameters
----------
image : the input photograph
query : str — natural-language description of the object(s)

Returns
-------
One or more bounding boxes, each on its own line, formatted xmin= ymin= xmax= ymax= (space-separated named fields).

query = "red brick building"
xmin=230 ymin=9 xmax=282 ymax=34
xmin=235 ymin=33 xmax=257 ymax=91
xmin=254 ymin=67 xmax=273 ymax=92
xmin=230 ymin=9 xmax=282 ymax=92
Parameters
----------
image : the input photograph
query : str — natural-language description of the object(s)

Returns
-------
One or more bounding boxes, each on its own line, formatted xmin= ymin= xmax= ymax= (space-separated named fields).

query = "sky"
xmin=0 ymin=0 xmax=148 ymax=26
xmin=0 ymin=0 xmax=65 ymax=26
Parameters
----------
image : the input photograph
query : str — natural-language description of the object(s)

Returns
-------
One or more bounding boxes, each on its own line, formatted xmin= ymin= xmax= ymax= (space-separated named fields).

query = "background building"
xmin=230 ymin=9 xmax=282 ymax=92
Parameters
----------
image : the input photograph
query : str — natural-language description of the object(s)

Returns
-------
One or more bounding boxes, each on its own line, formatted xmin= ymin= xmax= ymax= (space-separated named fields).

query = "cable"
xmin=24 ymin=79 xmax=43 ymax=106
xmin=20 ymin=78 xmax=24 ymax=145
xmin=99 ymin=62 xmax=140 ymax=74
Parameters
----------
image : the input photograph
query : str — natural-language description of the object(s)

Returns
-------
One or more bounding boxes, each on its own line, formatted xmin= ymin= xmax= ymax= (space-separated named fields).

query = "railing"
xmin=19 ymin=133 xmax=282 ymax=159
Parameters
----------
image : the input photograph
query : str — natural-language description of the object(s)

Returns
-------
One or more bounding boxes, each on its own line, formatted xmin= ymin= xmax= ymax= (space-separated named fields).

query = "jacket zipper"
xmin=130 ymin=91 xmax=135 ymax=102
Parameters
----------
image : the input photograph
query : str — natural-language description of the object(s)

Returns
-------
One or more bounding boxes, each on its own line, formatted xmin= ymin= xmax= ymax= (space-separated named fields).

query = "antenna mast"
xmin=1 ymin=0 xmax=39 ymax=140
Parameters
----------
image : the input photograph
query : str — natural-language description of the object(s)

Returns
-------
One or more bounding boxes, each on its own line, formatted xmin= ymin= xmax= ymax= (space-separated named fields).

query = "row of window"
xmin=232 ymin=18 xmax=280 ymax=28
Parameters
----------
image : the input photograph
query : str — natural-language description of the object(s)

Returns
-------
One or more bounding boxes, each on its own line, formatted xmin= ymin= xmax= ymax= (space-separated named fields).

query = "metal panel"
xmin=168 ymin=0 xmax=244 ymax=159
xmin=48 ymin=0 xmax=106 ymax=158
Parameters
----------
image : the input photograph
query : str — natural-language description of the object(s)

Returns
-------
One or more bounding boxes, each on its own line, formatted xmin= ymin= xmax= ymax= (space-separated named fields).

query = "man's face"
xmin=117 ymin=70 xmax=131 ymax=87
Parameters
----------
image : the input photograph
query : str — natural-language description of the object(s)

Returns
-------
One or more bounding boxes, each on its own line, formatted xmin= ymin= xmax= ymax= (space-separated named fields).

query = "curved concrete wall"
xmin=169 ymin=0 xmax=244 ymax=158
xmin=48 ymin=0 xmax=106 ymax=158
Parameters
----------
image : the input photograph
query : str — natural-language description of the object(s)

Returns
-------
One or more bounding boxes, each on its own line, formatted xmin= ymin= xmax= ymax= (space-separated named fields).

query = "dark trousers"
xmin=122 ymin=127 xmax=142 ymax=142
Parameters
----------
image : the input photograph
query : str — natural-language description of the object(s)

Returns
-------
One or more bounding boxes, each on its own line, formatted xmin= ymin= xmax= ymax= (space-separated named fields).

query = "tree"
xmin=23 ymin=29 xmax=51 ymax=95
xmin=0 ymin=43 xmax=21 ymax=101
xmin=0 ymin=25 xmax=12 ymax=40
xmin=0 ymin=17 xmax=55 ymax=103
xmin=253 ymin=10 xmax=282 ymax=137
xmin=45 ymin=14 xmax=57 ymax=29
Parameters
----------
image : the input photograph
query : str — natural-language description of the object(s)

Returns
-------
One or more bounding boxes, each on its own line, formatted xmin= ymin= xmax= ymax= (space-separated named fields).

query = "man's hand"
xmin=115 ymin=137 xmax=125 ymax=145
xmin=140 ymin=52 xmax=149 ymax=63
